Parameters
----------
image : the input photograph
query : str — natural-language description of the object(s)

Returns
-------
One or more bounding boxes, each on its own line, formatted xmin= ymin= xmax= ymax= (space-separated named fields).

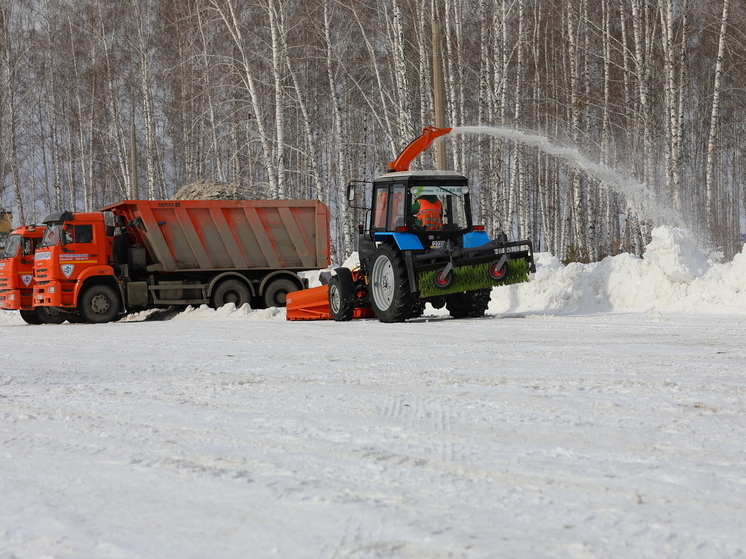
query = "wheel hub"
xmin=90 ymin=294 xmax=110 ymax=314
xmin=372 ymin=257 xmax=395 ymax=310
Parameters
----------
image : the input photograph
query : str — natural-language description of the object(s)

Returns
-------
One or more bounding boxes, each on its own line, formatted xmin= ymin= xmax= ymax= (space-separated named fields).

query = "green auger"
xmin=417 ymin=258 xmax=531 ymax=298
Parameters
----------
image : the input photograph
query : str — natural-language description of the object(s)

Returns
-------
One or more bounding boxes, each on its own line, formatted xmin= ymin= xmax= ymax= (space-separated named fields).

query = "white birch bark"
xmin=323 ymin=0 xmax=347 ymax=259
xmin=705 ymin=0 xmax=730 ymax=232
xmin=267 ymin=0 xmax=286 ymax=198
xmin=389 ymin=2 xmax=413 ymax=144
xmin=211 ymin=0 xmax=278 ymax=198
xmin=279 ymin=3 xmax=322 ymax=203
xmin=349 ymin=3 xmax=396 ymax=153
xmin=134 ymin=1 xmax=162 ymax=199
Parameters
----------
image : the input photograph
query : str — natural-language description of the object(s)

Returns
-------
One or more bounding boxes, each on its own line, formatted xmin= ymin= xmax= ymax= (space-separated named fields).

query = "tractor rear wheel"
xmin=369 ymin=245 xmax=414 ymax=323
xmin=446 ymin=289 xmax=491 ymax=319
xmin=328 ymin=268 xmax=355 ymax=321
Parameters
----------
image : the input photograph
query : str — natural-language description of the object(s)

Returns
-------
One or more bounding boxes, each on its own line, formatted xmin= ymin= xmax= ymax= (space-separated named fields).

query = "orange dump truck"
xmin=32 ymin=199 xmax=331 ymax=323
xmin=0 ymin=225 xmax=67 ymax=324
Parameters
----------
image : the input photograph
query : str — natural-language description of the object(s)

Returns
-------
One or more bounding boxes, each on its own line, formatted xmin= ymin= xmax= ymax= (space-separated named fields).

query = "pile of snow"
xmin=172 ymin=179 xmax=260 ymax=201
xmin=491 ymin=225 xmax=745 ymax=314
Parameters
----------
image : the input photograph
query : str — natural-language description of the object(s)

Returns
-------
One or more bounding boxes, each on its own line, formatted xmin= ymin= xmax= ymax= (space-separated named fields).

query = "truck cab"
xmin=0 ymin=225 xmax=67 ymax=324
xmin=33 ymin=212 xmax=117 ymax=322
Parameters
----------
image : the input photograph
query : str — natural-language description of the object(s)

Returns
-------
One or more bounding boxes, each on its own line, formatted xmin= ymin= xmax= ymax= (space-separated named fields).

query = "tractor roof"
xmin=375 ymin=170 xmax=467 ymax=182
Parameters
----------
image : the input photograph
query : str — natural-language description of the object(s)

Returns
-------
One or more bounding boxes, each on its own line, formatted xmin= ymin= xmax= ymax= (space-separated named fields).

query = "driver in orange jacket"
xmin=412 ymin=195 xmax=443 ymax=230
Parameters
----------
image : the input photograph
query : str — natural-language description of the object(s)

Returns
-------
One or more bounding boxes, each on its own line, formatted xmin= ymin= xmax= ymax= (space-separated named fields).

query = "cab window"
xmin=1 ymin=234 xmax=21 ymax=258
xmin=372 ymin=184 xmax=405 ymax=231
xmin=63 ymin=224 xmax=93 ymax=244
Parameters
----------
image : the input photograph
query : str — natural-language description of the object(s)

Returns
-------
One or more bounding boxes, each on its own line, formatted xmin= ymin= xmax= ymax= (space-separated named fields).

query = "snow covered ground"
xmin=2 ymin=227 xmax=745 ymax=558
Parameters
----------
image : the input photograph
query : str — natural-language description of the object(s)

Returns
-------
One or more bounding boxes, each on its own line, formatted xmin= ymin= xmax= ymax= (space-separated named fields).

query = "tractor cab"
xmin=355 ymin=170 xmax=478 ymax=264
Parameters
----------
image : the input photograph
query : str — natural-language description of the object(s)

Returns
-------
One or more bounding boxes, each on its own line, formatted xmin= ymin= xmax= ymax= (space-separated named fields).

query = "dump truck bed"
xmin=100 ymin=199 xmax=331 ymax=273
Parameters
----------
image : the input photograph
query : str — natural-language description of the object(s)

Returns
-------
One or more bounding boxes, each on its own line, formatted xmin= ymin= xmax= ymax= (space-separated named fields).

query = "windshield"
xmin=40 ymin=224 xmax=62 ymax=248
xmin=1 ymin=234 xmax=21 ymax=258
xmin=410 ymin=185 xmax=469 ymax=231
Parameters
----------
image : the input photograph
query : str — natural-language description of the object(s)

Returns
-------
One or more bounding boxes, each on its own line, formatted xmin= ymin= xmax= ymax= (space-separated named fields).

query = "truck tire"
xmin=19 ymin=310 xmax=43 ymax=325
xmin=263 ymin=278 xmax=297 ymax=308
xmin=36 ymin=306 xmax=67 ymax=324
xmin=328 ymin=268 xmax=354 ymax=321
xmin=78 ymin=284 xmax=121 ymax=324
xmin=369 ymin=245 xmax=414 ymax=323
xmin=446 ymin=289 xmax=491 ymax=319
xmin=64 ymin=312 xmax=88 ymax=323
xmin=211 ymin=279 xmax=250 ymax=309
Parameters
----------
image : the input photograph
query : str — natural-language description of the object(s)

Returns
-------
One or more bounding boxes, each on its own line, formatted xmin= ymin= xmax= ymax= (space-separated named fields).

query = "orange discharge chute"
xmin=387 ymin=126 xmax=452 ymax=172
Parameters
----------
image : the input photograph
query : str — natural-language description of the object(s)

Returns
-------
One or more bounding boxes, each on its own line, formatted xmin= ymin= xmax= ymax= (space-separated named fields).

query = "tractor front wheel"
xmin=369 ymin=245 xmax=414 ymax=323
xmin=328 ymin=268 xmax=355 ymax=321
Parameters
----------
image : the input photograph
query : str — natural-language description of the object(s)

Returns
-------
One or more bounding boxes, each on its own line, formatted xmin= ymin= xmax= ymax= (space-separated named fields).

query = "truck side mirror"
xmin=346 ymin=182 xmax=356 ymax=203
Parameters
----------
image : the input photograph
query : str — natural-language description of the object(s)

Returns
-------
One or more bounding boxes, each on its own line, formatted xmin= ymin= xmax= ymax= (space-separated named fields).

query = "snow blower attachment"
xmin=286 ymin=126 xmax=535 ymax=323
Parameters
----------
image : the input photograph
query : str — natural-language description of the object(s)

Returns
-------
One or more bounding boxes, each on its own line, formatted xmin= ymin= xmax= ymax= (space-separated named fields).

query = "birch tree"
xmin=705 ymin=0 xmax=730 ymax=235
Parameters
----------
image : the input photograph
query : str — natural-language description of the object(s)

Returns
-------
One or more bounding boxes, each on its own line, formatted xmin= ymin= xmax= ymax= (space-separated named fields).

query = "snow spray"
xmin=449 ymin=126 xmax=681 ymax=228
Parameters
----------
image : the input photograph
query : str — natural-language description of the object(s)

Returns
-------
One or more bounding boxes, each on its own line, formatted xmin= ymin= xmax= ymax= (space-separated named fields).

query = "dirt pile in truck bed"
xmin=172 ymin=179 xmax=262 ymax=201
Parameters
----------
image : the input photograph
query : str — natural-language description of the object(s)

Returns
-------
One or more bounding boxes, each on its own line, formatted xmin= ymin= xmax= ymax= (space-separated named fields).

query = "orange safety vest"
xmin=416 ymin=199 xmax=443 ymax=230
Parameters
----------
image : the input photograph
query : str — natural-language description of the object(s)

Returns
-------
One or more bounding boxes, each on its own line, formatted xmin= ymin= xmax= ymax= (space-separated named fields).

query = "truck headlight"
xmin=48 ymin=286 xmax=55 ymax=294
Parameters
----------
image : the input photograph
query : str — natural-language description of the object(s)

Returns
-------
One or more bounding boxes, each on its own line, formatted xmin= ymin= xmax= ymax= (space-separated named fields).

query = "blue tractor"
xmin=327 ymin=127 xmax=535 ymax=323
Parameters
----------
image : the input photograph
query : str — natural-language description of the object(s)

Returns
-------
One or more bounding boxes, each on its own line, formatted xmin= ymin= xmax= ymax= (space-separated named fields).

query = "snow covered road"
xmin=2 ymin=307 xmax=744 ymax=558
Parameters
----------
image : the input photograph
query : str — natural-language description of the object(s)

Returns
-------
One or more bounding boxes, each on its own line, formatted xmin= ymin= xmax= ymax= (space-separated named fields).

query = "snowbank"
xmin=491 ymin=226 xmax=746 ymax=314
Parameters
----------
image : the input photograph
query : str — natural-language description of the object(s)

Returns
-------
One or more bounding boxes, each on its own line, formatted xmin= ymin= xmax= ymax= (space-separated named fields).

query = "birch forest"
xmin=1 ymin=0 xmax=745 ymax=262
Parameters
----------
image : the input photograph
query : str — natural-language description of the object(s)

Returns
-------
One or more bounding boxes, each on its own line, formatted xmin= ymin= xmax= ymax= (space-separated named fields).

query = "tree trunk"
xmin=705 ymin=0 xmax=730 ymax=237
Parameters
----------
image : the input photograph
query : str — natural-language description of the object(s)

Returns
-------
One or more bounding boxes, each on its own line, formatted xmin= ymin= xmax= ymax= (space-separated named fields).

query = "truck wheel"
xmin=369 ymin=245 xmax=414 ymax=323
xmin=328 ymin=268 xmax=354 ymax=321
xmin=19 ymin=310 xmax=43 ymax=325
xmin=78 ymin=284 xmax=121 ymax=324
xmin=263 ymin=278 xmax=297 ymax=308
xmin=36 ymin=306 xmax=67 ymax=324
xmin=212 ymin=279 xmax=250 ymax=309
xmin=64 ymin=312 xmax=88 ymax=324
xmin=446 ymin=289 xmax=491 ymax=319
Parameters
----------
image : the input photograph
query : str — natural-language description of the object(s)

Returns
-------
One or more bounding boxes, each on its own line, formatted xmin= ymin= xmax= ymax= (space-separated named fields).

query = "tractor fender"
xmin=374 ymin=232 xmax=424 ymax=251
xmin=462 ymin=230 xmax=491 ymax=248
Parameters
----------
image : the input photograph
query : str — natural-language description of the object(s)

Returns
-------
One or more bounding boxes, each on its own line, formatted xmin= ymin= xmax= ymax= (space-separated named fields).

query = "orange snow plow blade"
xmin=286 ymin=285 xmax=333 ymax=320
xmin=286 ymin=285 xmax=376 ymax=321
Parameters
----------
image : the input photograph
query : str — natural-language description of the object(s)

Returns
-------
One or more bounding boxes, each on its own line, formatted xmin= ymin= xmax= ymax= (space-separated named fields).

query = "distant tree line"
xmin=1 ymin=0 xmax=744 ymax=261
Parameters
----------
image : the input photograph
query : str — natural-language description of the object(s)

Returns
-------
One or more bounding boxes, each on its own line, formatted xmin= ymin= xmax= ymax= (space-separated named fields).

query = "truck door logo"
xmin=21 ymin=274 xmax=32 ymax=286
xmin=61 ymin=264 xmax=75 ymax=278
